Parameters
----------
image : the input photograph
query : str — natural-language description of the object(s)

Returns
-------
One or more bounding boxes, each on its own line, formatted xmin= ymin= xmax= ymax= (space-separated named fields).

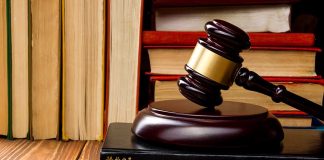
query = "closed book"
xmin=153 ymin=4 xmax=292 ymax=32
xmin=0 ymin=0 xmax=8 ymax=137
xmin=143 ymin=31 xmax=316 ymax=47
xmin=62 ymin=0 xmax=105 ymax=141
xmin=101 ymin=123 xmax=324 ymax=160
xmin=107 ymin=0 xmax=143 ymax=124
xmin=30 ymin=0 xmax=60 ymax=139
xmin=11 ymin=0 xmax=29 ymax=138
xmin=147 ymin=75 xmax=323 ymax=127
xmin=147 ymin=47 xmax=321 ymax=77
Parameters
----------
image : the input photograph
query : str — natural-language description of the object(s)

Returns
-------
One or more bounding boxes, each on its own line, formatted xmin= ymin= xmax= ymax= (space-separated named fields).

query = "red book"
xmin=142 ymin=31 xmax=316 ymax=48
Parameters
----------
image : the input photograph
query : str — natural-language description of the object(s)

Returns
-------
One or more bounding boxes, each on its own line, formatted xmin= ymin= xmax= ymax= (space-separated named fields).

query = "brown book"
xmin=147 ymin=47 xmax=321 ymax=77
xmin=62 ymin=0 xmax=105 ymax=140
xmin=107 ymin=0 xmax=143 ymax=123
xmin=0 ymin=0 xmax=8 ymax=136
xmin=11 ymin=0 xmax=29 ymax=138
xmin=31 ymin=0 xmax=60 ymax=139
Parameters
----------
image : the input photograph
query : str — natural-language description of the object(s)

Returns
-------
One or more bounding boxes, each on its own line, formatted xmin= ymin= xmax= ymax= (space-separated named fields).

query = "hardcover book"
xmin=62 ymin=0 xmax=105 ymax=141
xmin=154 ymin=4 xmax=291 ymax=32
xmin=146 ymin=75 xmax=323 ymax=127
xmin=0 ymin=0 xmax=8 ymax=137
xmin=147 ymin=47 xmax=321 ymax=77
xmin=101 ymin=123 xmax=324 ymax=160
xmin=108 ymin=0 xmax=143 ymax=123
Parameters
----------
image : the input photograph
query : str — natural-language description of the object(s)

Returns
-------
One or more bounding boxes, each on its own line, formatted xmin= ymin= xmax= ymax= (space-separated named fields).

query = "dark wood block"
xmin=132 ymin=100 xmax=284 ymax=148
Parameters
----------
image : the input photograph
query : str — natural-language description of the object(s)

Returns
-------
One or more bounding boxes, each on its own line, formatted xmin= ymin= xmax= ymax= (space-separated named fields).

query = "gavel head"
xmin=177 ymin=19 xmax=251 ymax=107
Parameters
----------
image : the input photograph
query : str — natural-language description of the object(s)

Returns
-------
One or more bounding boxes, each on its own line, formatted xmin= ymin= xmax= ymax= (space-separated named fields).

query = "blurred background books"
xmin=138 ymin=0 xmax=324 ymax=128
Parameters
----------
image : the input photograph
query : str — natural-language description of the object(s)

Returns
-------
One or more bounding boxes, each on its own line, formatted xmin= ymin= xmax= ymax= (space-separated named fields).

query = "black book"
xmin=101 ymin=123 xmax=324 ymax=160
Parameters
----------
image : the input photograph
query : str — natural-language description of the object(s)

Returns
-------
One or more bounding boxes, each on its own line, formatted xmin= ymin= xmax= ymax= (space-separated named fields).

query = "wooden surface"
xmin=0 ymin=138 xmax=102 ymax=160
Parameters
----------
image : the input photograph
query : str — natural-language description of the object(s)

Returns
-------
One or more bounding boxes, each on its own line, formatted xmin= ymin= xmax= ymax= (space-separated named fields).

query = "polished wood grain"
xmin=78 ymin=141 xmax=102 ymax=160
xmin=132 ymin=100 xmax=284 ymax=148
xmin=0 ymin=138 xmax=102 ymax=160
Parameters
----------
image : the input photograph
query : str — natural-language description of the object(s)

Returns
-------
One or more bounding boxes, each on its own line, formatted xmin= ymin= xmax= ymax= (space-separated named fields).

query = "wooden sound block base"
xmin=132 ymin=100 xmax=284 ymax=148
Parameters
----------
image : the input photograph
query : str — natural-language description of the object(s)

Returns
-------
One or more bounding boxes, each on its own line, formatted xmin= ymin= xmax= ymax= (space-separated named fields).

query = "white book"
xmin=155 ymin=4 xmax=291 ymax=32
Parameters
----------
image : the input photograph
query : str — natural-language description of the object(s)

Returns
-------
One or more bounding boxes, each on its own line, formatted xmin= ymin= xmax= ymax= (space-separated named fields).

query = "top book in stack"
xmin=151 ymin=0 xmax=300 ymax=32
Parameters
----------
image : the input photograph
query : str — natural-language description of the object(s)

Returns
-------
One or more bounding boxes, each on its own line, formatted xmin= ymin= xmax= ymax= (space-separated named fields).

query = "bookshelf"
xmin=138 ymin=0 xmax=324 ymax=128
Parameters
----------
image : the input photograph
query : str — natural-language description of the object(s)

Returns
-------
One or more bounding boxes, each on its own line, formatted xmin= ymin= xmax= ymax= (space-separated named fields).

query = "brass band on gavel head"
xmin=187 ymin=43 xmax=242 ymax=88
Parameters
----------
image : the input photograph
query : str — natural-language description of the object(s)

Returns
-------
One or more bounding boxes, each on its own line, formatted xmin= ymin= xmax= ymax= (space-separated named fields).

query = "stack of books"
xmin=140 ymin=0 xmax=324 ymax=127
xmin=0 ymin=0 xmax=106 ymax=140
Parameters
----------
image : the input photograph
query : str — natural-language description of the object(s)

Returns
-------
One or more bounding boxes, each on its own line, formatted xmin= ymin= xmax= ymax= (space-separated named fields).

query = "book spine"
xmin=6 ymin=0 xmax=13 ymax=140
xmin=27 ymin=0 xmax=32 ymax=140
xmin=103 ymin=0 xmax=110 ymax=140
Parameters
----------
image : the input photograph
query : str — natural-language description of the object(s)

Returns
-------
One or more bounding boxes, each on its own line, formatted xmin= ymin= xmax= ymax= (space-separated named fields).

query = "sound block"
xmin=132 ymin=100 xmax=284 ymax=148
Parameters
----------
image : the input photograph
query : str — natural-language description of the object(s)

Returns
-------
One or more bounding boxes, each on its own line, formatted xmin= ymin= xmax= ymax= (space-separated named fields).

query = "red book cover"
xmin=142 ymin=31 xmax=316 ymax=48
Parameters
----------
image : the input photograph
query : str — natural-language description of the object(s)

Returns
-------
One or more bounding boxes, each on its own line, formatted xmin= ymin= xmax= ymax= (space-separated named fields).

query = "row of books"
xmin=0 ymin=0 xmax=106 ymax=140
xmin=137 ymin=0 xmax=324 ymax=128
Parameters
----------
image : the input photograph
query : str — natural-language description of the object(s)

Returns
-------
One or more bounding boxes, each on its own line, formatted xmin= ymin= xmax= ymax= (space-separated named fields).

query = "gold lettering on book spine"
xmin=106 ymin=156 xmax=132 ymax=160
xmin=187 ymin=43 xmax=241 ymax=87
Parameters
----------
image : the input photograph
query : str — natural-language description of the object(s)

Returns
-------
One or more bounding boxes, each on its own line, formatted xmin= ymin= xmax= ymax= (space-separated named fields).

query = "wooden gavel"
xmin=178 ymin=19 xmax=324 ymax=121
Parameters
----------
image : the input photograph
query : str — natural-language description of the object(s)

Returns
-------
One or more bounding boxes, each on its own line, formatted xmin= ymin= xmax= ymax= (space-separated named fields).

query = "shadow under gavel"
xmin=178 ymin=19 xmax=324 ymax=121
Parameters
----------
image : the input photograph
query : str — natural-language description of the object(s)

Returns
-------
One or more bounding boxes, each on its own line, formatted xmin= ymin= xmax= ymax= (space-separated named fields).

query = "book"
xmin=30 ymin=0 xmax=60 ymax=139
xmin=151 ymin=76 xmax=323 ymax=110
xmin=104 ymin=0 xmax=110 ymax=140
xmin=0 ymin=0 xmax=8 ymax=137
xmin=107 ymin=0 xmax=143 ymax=123
xmin=62 ymin=0 xmax=105 ymax=140
xmin=142 ymin=31 xmax=316 ymax=47
xmin=101 ymin=123 xmax=324 ymax=160
xmin=11 ymin=0 xmax=29 ymax=138
xmin=154 ymin=4 xmax=291 ymax=32
xmin=147 ymin=47 xmax=321 ymax=77
xmin=149 ymin=75 xmax=323 ymax=127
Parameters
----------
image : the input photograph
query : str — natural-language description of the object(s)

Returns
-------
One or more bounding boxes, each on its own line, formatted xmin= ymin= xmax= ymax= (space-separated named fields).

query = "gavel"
xmin=178 ymin=19 xmax=324 ymax=121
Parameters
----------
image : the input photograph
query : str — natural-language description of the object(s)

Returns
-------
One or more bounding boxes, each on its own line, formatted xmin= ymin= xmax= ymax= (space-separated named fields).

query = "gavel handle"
xmin=235 ymin=67 xmax=324 ymax=121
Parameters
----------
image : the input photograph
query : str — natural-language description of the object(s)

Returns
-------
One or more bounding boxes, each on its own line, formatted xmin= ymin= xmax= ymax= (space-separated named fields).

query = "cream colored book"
xmin=155 ymin=4 xmax=291 ymax=32
xmin=148 ymin=48 xmax=318 ymax=77
xmin=0 ymin=0 xmax=8 ymax=136
xmin=62 ymin=0 xmax=104 ymax=140
xmin=108 ymin=0 xmax=142 ymax=123
xmin=278 ymin=117 xmax=312 ymax=127
xmin=11 ymin=0 xmax=29 ymax=138
xmin=153 ymin=80 xmax=323 ymax=111
xmin=31 ymin=0 xmax=60 ymax=139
